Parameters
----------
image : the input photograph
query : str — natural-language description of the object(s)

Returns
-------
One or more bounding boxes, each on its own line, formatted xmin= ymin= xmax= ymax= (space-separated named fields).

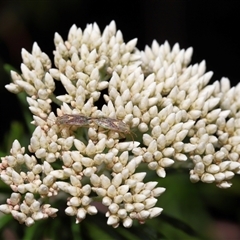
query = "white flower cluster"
xmin=1 ymin=20 xmax=240 ymax=227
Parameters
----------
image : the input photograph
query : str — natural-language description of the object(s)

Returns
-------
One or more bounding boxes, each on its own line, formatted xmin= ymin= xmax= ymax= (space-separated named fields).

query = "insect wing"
xmin=92 ymin=117 xmax=130 ymax=133
xmin=112 ymin=119 xmax=130 ymax=133
xmin=56 ymin=114 xmax=90 ymax=126
xmin=91 ymin=117 xmax=135 ymax=142
xmin=92 ymin=118 xmax=115 ymax=130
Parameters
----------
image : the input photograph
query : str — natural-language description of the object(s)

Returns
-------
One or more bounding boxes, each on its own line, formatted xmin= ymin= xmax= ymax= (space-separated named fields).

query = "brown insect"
xmin=91 ymin=117 xmax=135 ymax=141
xmin=55 ymin=114 xmax=135 ymax=142
xmin=55 ymin=114 xmax=91 ymax=127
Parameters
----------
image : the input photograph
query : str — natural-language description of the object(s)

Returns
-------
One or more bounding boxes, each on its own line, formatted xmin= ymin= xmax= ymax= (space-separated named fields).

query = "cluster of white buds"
xmin=1 ymin=20 xmax=240 ymax=227
xmin=0 ymin=192 xmax=57 ymax=226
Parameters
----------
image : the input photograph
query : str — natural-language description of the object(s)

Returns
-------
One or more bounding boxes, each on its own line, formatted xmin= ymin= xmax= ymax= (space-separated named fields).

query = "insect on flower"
xmin=55 ymin=114 xmax=91 ymax=127
xmin=91 ymin=117 xmax=135 ymax=141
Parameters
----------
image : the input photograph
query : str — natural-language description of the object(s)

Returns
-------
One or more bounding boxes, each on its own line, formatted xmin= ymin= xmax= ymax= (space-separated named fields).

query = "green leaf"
xmin=0 ymin=121 xmax=27 ymax=152
xmin=22 ymin=221 xmax=40 ymax=240
xmin=0 ymin=214 xmax=13 ymax=229
xmin=84 ymin=221 xmax=114 ymax=240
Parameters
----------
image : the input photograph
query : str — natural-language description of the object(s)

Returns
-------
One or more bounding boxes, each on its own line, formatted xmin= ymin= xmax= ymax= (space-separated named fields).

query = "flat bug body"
xmin=56 ymin=114 xmax=91 ymax=127
xmin=92 ymin=117 xmax=135 ymax=141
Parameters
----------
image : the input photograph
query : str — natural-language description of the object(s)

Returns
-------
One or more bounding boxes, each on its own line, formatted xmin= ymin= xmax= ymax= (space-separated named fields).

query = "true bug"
xmin=91 ymin=117 xmax=135 ymax=141
xmin=55 ymin=114 xmax=91 ymax=127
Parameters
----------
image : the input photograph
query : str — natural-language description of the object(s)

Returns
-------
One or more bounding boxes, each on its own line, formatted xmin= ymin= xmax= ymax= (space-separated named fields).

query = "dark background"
xmin=1 ymin=1 xmax=240 ymax=238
